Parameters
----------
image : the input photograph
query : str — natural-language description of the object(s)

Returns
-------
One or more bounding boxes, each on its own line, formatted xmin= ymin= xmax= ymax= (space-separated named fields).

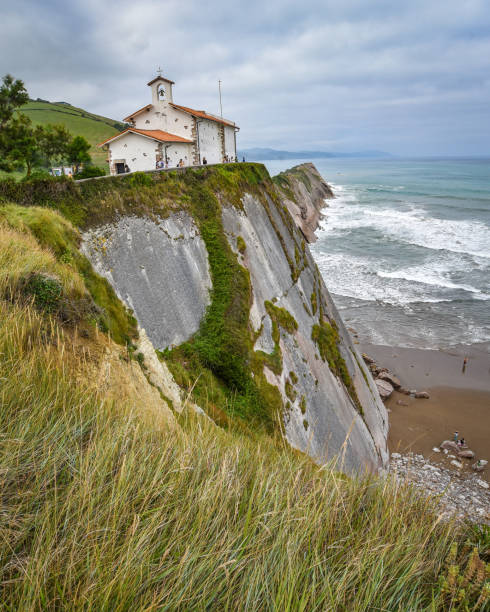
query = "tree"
xmin=2 ymin=113 xmax=40 ymax=176
xmin=0 ymin=74 xmax=29 ymax=129
xmin=37 ymin=124 xmax=71 ymax=167
xmin=66 ymin=136 xmax=91 ymax=173
xmin=0 ymin=74 xmax=32 ymax=173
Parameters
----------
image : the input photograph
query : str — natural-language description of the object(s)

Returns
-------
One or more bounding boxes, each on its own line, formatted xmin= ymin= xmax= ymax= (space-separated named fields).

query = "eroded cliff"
xmin=1 ymin=163 xmax=388 ymax=472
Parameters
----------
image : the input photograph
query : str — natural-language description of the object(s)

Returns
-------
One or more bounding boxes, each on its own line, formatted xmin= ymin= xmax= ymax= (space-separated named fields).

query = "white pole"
xmin=218 ymin=80 xmax=223 ymax=118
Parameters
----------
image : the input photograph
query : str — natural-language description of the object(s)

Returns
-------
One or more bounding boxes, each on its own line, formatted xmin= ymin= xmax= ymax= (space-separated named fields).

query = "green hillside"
xmin=21 ymin=99 xmax=126 ymax=167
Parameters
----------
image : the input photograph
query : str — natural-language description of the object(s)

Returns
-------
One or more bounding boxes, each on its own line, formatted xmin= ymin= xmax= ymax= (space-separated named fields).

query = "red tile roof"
xmin=97 ymin=128 xmax=194 ymax=147
xmin=170 ymin=103 xmax=238 ymax=128
xmin=123 ymin=104 xmax=153 ymax=123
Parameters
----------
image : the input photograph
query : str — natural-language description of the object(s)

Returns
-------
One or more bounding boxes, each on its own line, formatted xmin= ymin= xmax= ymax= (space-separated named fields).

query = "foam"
xmin=318 ymin=185 xmax=490 ymax=260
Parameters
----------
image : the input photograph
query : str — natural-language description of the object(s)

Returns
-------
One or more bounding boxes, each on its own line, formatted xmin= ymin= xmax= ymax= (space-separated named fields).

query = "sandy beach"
xmin=360 ymin=342 xmax=490 ymax=482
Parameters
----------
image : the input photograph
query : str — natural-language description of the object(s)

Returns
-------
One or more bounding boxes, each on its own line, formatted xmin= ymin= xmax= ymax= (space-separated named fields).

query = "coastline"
xmin=359 ymin=342 xmax=490 ymax=485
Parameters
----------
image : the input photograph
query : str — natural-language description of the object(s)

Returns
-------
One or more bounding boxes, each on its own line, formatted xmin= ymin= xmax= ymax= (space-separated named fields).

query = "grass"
xmin=2 ymin=297 xmax=487 ymax=611
xmin=21 ymin=99 xmax=124 ymax=168
xmin=0 ymin=181 xmax=488 ymax=610
xmin=1 ymin=303 xmax=488 ymax=611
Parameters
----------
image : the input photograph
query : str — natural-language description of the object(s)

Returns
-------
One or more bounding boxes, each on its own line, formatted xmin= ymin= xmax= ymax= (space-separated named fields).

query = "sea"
xmin=263 ymin=158 xmax=490 ymax=350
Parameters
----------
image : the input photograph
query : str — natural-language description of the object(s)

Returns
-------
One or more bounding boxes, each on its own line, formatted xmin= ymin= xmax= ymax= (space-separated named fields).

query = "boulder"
xmin=432 ymin=447 xmax=441 ymax=453
xmin=450 ymin=460 xmax=463 ymax=469
xmin=457 ymin=450 xmax=475 ymax=459
xmin=398 ymin=387 xmax=411 ymax=395
xmin=440 ymin=440 xmax=459 ymax=452
xmin=362 ymin=353 xmax=375 ymax=365
xmin=472 ymin=460 xmax=488 ymax=472
xmin=375 ymin=378 xmax=394 ymax=400
xmin=476 ymin=479 xmax=489 ymax=489
xmin=396 ymin=400 xmax=409 ymax=406
xmin=414 ymin=391 xmax=430 ymax=399
xmin=377 ymin=371 xmax=401 ymax=389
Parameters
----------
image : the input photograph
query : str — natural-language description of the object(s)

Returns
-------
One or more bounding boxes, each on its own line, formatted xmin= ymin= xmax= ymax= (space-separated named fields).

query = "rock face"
xmin=81 ymin=213 xmax=212 ymax=349
xmin=80 ymin=163 xmax=388 ymax=473
xmin=272 ymin=163 xmax=334 ymax=243
xmin=222 ymin=193 xmax=388 ymax=472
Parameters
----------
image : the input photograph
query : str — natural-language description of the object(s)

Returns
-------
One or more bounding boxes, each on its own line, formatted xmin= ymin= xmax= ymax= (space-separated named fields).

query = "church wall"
xmin=224 ymin=126 xmax=236 ymax=160
xmin=109 ymin=133 xmax=159 ymax=173
xmin=197 ymin=119 xmax=222 ymax=164
xmin=108 ymin=133 xmax=192 ymax=174
xmin=133 ymin=104 xmax=193 ymax=140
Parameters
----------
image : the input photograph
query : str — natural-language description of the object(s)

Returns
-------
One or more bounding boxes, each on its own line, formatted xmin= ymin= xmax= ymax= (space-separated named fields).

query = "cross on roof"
xmin=157 ymin=66 xmax=163 ymax=76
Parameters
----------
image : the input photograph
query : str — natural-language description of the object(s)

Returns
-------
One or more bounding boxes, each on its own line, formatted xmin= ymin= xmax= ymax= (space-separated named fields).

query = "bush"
xmin=76 ymin=165 xmax=106 ymax=179
xmin=22 ymin=272 xmax=62 ymax=313
xmin=21 ymin=168 xmax=52 ymax=182
xmin=128 ymin=171 xmax=153 ymax=187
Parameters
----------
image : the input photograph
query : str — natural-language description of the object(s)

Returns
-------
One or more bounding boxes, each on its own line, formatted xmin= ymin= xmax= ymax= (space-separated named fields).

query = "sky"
xmin=1 ymin=0 xmax=490 ymax=156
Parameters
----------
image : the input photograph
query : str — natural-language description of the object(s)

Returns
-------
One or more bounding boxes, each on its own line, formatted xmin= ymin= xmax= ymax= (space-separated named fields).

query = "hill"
xmin=21 ymin=99 xmax=126 ymax=167
xmin=239 ymin=147 xmax=392 ymax=161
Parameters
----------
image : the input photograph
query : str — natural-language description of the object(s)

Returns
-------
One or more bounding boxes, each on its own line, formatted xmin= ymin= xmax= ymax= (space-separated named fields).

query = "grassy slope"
xmin=0 ymin=170 xmax=488 ymax=609
xmin=21 ymin=100 xmax=124 ymax=167
xmin=0 ymin=265 xmax=483 ymax=610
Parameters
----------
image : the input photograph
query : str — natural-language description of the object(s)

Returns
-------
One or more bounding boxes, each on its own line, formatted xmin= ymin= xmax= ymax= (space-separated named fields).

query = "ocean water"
xmin=263 ymin=158 xmax=490 ymax=349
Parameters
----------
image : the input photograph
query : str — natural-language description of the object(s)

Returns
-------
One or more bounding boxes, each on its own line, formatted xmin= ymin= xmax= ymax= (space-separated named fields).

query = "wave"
xmin=376 ymin=267 xmax=489 ymax=297
xmin=311 ymin=252 xmax=469 ymax=305
xmin=320 ymin=185 xmax=490 ymax=259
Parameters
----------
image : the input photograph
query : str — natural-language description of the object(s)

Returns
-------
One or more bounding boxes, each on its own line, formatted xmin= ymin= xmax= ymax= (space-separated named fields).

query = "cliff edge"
xmin=1 ymin=163 xmax=388 ymax=472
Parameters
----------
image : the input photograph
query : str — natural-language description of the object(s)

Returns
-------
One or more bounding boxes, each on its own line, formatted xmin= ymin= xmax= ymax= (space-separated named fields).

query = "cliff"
xmin=272 ymin=162 xmax=334 ymax=242
xmin=0 ymin=163 xmax=387 ymax=472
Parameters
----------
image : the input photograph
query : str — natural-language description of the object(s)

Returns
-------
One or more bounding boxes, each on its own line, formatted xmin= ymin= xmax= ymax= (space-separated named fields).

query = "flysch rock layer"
xmin=222 ymin=191 xmax=388 ymax=473
xmin=273 ymin=163 xmax=334 ymax=243
xmin=81 ymin=212 xmax=212 ymax=349
xmin=80 ymin=164 xmax=388 ymax=473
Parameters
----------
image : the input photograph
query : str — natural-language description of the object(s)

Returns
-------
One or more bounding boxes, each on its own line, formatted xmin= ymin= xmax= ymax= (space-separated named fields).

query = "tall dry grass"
xmin=0 ymin=224 xmax=485 ymax=610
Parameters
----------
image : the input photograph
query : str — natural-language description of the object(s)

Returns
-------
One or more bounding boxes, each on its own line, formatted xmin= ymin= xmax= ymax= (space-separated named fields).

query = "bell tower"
xmin=148 ymin=68 xmax=174 ymax=105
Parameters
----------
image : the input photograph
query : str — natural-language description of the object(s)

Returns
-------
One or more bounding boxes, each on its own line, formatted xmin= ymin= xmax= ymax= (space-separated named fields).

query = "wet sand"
xmin=360 ymin=343 xmax=490 ymax=482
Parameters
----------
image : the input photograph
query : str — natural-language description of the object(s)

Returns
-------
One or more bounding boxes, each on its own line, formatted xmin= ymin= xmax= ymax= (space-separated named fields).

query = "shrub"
xmin=76 ymin=165 xmax=106 ymax=179
xmin=128 ymin=171 xmax=153 ymax=187
xmin=22 ymin=272 xmax=62 ymax=313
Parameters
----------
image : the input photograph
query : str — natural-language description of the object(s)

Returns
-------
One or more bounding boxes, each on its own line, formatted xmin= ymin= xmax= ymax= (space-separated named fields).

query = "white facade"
xmin=100 ymin=73 xmax=239 ymax=175
xmin=108 ymin=132 xmax=193 ymax=174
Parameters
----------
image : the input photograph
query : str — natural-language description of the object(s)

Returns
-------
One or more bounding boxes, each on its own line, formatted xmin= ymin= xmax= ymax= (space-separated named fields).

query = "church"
xmin=99 ymin=71 xmax=239 ymax=175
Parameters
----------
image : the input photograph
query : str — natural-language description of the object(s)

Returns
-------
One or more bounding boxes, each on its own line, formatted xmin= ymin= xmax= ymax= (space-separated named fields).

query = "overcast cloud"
xmin=1 ymin=0 xmax=489 ymax=155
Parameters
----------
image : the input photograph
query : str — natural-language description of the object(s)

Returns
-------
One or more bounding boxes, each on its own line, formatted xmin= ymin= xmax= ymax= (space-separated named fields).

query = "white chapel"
xmin=99 ymin=71 xmax=239 ymax=175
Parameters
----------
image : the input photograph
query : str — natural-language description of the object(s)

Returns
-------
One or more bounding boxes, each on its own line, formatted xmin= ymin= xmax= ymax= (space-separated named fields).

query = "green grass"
xmin=0 ymin=179 xmax=489 ymax=610
xmin=1 ymin=295 xmax=488 ymax=610
xmin=21 ymin=99 xmax=124 ymax=168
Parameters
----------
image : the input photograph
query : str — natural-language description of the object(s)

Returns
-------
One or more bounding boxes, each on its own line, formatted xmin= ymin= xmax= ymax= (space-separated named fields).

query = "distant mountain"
xmin=23 ymin=99 xmax=126 ymax=167
xmin=238 ymin=147 xmax=392 ymax=161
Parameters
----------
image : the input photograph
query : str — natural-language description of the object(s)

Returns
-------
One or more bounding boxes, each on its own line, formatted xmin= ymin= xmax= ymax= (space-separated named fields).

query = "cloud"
xmin=1 ymin=0 xmax=489 ymax=155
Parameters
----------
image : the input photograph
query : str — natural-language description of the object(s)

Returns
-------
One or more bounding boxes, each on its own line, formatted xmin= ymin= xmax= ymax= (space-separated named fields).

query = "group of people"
xmin=153 ymin=154 xmax=246 ymax=171
xmin=453 ymin=432 xmax=466 ymax=447
xmin=155 ymin=158 xmax=186 ymax=169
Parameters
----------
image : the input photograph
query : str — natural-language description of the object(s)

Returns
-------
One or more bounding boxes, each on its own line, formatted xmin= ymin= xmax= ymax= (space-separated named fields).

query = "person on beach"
xmin=453 ymin=431 xmax=459 ymax=442
xmin=462 ymin=356 xmax=468 ymax=373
